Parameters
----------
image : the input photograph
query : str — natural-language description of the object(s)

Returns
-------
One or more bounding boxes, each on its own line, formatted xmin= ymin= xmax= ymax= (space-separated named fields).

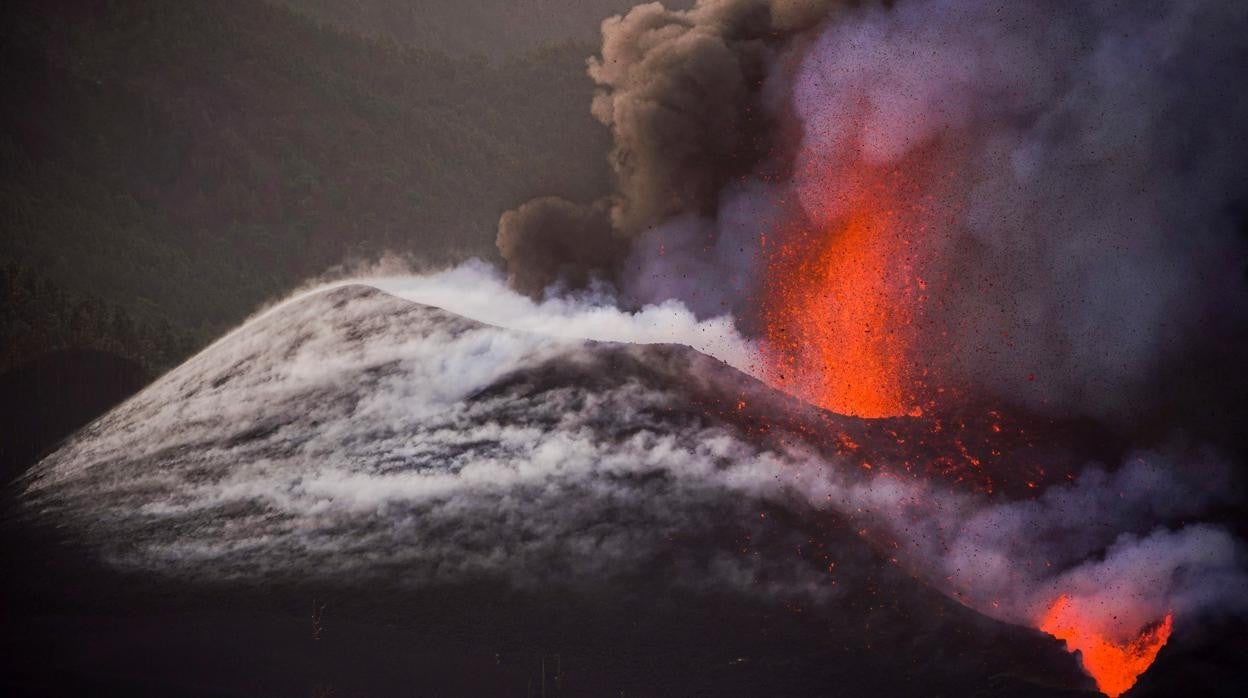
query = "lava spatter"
xmin=760 ymin=143 xmax=957 ymax=419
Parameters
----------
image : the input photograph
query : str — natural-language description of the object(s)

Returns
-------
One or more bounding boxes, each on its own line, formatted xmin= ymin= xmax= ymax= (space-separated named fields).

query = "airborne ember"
xmin=761 ymin=142 xmax=961 ymax=418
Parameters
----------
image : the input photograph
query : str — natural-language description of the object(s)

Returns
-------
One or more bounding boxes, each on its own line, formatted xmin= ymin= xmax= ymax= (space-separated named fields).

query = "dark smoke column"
xmin=501 ymin=0 xmax=1248 ymax=428
xmin=496 ymin=0 xmax=837 ymax=298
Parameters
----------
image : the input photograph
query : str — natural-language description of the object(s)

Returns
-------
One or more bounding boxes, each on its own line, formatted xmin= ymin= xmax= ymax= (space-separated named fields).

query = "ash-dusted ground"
xmin=23 ymin=284 xmax=844 ymax=591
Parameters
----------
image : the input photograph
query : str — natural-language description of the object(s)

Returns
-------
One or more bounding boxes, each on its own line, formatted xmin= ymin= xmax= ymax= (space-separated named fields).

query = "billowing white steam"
xmin=369 ymin=260 xmax=762 ymax=377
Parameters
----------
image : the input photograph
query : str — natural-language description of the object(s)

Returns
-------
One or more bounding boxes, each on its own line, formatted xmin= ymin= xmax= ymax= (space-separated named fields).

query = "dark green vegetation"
xmin=1 ymin=261 xmax=193 ymax=373
xmin=1 ymin=0 xmax=612 ymax=376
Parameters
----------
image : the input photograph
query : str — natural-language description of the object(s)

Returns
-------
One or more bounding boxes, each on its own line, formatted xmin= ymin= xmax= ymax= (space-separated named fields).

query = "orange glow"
xmin=1039 ymin=595 xmax=1174 ymax=697
xmin=762 ymin=150 xmax=945 ymax=418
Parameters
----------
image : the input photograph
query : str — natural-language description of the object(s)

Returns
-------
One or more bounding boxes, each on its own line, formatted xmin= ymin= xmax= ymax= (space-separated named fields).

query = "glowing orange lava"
xmin=763 ymin=150 xmax=945 ymax=418
xmin=1040 ymin=595 xmax=1174 ymax=698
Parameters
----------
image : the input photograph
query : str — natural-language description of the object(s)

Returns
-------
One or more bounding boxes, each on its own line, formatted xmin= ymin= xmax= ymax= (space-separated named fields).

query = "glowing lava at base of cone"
xmin=1039 ymin=595 xmax=1174 ymax=698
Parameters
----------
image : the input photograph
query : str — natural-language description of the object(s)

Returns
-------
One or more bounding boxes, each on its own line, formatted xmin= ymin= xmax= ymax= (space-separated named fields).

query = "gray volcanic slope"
xmin=20 ymin=284 xmax=866 ymax=593
xmin=11 ymin=283 xmax=1248 ymax=696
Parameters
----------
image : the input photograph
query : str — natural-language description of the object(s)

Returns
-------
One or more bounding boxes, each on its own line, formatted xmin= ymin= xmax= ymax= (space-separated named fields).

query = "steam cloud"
xmin=500 ymin=0 xmax=1248 ymax=421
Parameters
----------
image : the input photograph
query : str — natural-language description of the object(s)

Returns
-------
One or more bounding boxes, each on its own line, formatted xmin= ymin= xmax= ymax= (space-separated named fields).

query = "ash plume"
xmin=789 ymin=0 xmax=1248 ymax=421
xmin=500 ymin=0 xmax=1248 ymax=422
xmin=496 ymin=197 xmax=623 ymax=297
xmin=485 ymin=1 xmax=1248 ymax=667
xmin=497 ymin=0 xmax=824 ymax=300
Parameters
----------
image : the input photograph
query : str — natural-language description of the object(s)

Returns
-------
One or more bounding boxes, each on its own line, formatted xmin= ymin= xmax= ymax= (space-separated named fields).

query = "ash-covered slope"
xmin=22 ymin=283 xmax=837 ymax=588
xmin=8 ymin=283 xmax=1106 ymax=696
xmin=16 ymin=282 xmax=1107 ymax=589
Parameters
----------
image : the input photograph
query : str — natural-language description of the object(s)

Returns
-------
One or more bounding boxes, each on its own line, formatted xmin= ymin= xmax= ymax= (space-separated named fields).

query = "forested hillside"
xmin=0 ymin=0 xmax=611 ymax=373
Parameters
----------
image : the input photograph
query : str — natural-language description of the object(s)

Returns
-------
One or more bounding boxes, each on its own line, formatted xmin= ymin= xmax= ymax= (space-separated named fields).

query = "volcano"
xmin=6 ymin=283 xmax=1241 ymax=696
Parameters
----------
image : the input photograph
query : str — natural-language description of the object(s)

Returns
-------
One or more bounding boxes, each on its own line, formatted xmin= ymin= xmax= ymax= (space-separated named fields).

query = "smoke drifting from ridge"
xmin=499 ymin=0 xmax=1248 ymax=421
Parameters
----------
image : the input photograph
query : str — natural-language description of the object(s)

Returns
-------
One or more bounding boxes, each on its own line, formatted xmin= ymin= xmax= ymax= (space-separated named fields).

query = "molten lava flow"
xmin=763 ymin=150 xmax=945 ymax=418
xmin=1040 ymin=595 xmax=1174 ymax=698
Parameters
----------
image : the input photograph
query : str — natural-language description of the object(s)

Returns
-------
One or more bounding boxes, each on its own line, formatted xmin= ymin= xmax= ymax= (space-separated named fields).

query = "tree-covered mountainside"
xmin=0 ymin=0 xmax=611 ymax=371
xmin=1 ymin=261 xmax=194 ymax=374
xmin=274 ymin=0 xmax=692 ymax=57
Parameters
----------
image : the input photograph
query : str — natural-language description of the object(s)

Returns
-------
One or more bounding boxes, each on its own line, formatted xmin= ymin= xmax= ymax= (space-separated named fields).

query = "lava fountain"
xmin=761 ymin=146 xmax=952 ymax=418
xmin=1039 ymin=595 xmax=1174 ymax=697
